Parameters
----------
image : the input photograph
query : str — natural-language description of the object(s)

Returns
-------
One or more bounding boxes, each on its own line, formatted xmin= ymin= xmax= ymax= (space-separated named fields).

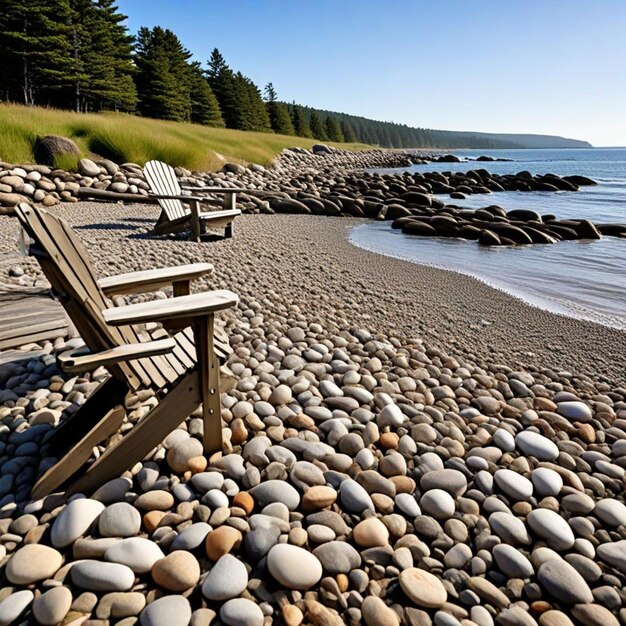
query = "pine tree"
xmin=340 ymin=120 xmax=356 ymax=143
xmin=264 ymin=82 xmax=294 ymax=135
xmin=290 ymin=104 xmax=312 ymax=138
xmin=206 ymin=48 xmax=240 ymax=128
xmin=189 ymin=62 xmax=223 ymax=126
xmin=134 ymin=26 xmax=191 ymax=121
xmin=324 ymin=115 xmax=344 ymax=142
xmin=309 ymin=111 xmax=327 ymax=141
xmin=0 ymin=0 xmax=78 ymax=106
xmin=94 ymin=0 xmax=137 ymax=111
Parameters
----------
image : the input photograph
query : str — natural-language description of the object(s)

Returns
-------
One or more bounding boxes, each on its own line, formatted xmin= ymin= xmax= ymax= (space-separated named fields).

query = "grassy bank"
xmin=0 ymin=104 xmax=371 ymax=171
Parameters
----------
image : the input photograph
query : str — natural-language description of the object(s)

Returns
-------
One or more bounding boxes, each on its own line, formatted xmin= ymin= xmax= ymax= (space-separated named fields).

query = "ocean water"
xmin=350 ymin=148 xmax=626 ymax=329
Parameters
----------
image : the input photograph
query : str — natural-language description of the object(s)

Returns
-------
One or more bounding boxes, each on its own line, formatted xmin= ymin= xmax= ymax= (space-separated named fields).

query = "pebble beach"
xmin=0 ymin=172 xmax=625 ymax=625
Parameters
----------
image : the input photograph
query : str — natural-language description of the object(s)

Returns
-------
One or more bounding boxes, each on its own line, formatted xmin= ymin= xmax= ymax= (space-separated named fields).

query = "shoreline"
xmin=349 ymin=222 xmax=626 ymax=332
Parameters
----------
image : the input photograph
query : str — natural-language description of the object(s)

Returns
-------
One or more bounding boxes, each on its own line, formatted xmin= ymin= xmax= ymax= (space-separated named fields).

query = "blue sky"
xmin=118 ymin=0 xmax=626 ymax=146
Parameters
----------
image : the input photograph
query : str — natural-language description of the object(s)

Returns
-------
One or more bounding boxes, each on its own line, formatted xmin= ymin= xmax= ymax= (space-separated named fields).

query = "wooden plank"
xmin=31 ymin=405 xmax=127 ymax=499
xmin=98 ymin=263 xmax=214 ymax=296
xmin=67 ymin=370 xmax=202 ymax=495
xmin=104 ymin=290 xmax=239 ymax=326
xmin=195 ymin=315 xmax=222 ymax=452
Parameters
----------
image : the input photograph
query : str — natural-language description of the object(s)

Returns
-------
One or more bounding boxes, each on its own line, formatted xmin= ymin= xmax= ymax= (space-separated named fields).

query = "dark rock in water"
xmin=542 ymin=214 xmax=557 ymax=222
xmin=437 ymin=154 xmax=461 ymax=163
xmin=312 ymin=144 xmax=332 ymax=154
xmin=431 ymin=215 xmax=459 ymax=236
xmin=479 ymin=230 xmax=501 ymax=246
xmin=489 ymin=223 xmax=534 ymax=245
xmin=563 ymin=174 xmax=597 ymax=186
xmin=546 ymin=225 xmax=579 ymax=240
xmin=450 ymin=192 xmax=466 ymax=199
xmin=401 ymin=191 xmax=432 ymax=206
xmin=516 ymin=170 xmax=533 ymax=179
xmin=459 ymin=225 xmax=482 ymax=240
xmin=522 ymin=226 xmax=558 ymax=244
xmin=475 ymin=209 xmax=497 ymax=221
xmin=392 ymin=216 xmax=415 ymax=229
xmin=541 ymin=175 xmax=578 ymax=191
xmin=529 ymin=181 xmax=560 ymax=192
xmin=386 ymin=204 xmax=412 ymax=220
xmin=484 ymin=205 xmax=507 ymax=217
xmin=402 ymin=221 xmax=438 ymax=237
xmin=35 ymin=135 xmax=79 ymax=166
xmin=476 ymin=155 xmax=495 ymax=161
xmin=575 ymin=219 xmax=602 ymax=240
xmin=507 ymin=209 xmax=542 ymax=222
xmin=596 ymin=223 xmax=626 ymax=237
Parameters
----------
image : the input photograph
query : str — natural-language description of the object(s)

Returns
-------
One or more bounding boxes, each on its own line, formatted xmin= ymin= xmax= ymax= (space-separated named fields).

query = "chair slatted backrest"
xmin=144 ymin=160 xmax=189 ymax=221
xmin=14 ymin=205 xmax=186 ymax=391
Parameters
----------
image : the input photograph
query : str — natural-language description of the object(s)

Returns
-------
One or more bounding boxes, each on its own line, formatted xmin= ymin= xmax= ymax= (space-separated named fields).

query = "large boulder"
xmin=222 ymin=162 xmax=246 ymax=175
xmin=34 ymin=135 xmax=80 ymax=166
xmin=312 ymin=144 xmax=332 ymax=155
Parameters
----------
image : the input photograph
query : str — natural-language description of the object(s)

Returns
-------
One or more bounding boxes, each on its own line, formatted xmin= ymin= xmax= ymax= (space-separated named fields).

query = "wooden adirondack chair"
xmin=15 ymin=203 xmax=239 ymax=499
xmin=144 ymin=160 xmax=245 ymax=241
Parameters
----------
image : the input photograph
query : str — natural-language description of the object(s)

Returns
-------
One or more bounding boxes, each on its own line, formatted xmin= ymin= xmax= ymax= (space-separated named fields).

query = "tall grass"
xmin=0 ymin=104 xmax=370 ymax=171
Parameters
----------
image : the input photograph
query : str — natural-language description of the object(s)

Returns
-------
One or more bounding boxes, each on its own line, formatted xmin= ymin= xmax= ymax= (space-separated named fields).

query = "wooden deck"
xmin=0 ymin=283 xmax=71 ymax=350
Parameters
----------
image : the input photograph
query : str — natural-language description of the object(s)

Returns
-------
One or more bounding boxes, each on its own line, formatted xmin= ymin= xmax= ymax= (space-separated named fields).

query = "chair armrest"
xmin=103 ymin=290 xmax=239 ymax=326
xmin=181 ymin=186 xmax=249 ymax=193
xmin=149 ymin=193 xmax=214 ymax=202
xmin=58 ymin=338 xmax=176 ymax=373
xmin=98 ymin=263 xmax=214 ymax=296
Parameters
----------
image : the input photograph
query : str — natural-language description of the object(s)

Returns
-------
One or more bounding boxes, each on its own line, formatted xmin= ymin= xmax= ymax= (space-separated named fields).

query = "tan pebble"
xmin=205 ymin=526 xmax=242 ymax=561
xmin=531 ymin=601 xmax=552 ymax=614
xmin=576 ymin=423 xmax=595 ymax=443
xmin=302 ymin=485 xmax=337 ymax=511
xmin=232 ymin=492 xmax=254 ymax=514
xmin=389 ymin=476 xmax=416 ymax=493
xmin=188 ymin=455 xmax=208 ymax=474
xmin=379 ymin=432 xmax=399 ymax=449
xmin=399 ymin=568 xmax=447 ymax=608
xmin=288 ymin=527 xmax=308 ymax=546
xmin=143 ymin=511 xmax=166 ymax=532
xmin=283 ymin=604 xmax=304 ymax=626
xmin=512 ymin=502 xmax=532 ymax=516
xmin=70 ymin=592 xmax=97 ymax=613
xmin=32 ymin=586 xmax=72 ymax=626
xmin=134 ymin=490 xmax=174 ymax=511
xmin=571 ymin=605 xmax=619 ymax=626
xmin=230 ymin=418 xmax=249 ymax=444
xmin=352 ymin=518 xmax=389 ymax=548
xmin=6 ymin=544 xmax=63 ymax=584
xmin=336 ymin=574 xmax=349 ymax=593
xmin=95 ymin=591 xmax=146 ymax=619
xmin=371 ymin=493 xmax=394 ymax=514
xmin=305 ymin=599 xmax=343 ymax=626
xmin=361 ymin=595 xmax=400 ymax=626
xmin=152 ymin=551 xmax=200 ymax=591
xmin=539 ymin=610 xmax=575 ymax=626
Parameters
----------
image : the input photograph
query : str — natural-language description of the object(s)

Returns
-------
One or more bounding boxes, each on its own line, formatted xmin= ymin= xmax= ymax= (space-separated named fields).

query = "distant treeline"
xmin=0 ymin=1 xmax=588 ymax=149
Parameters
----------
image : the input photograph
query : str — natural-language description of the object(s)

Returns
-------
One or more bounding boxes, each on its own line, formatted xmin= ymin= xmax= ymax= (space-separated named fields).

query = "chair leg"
xmin=66 ymin=371 xmax=202 ymax=496
xmin=45 ymin=377 xmax=127 ymax=455
xmin=194 ymin=316 xmax=222 ymax=452
xmin=31 ymin=405 xmax=126 ymax=500
xmin=225 ymin=222 xmax=233 ymax=239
